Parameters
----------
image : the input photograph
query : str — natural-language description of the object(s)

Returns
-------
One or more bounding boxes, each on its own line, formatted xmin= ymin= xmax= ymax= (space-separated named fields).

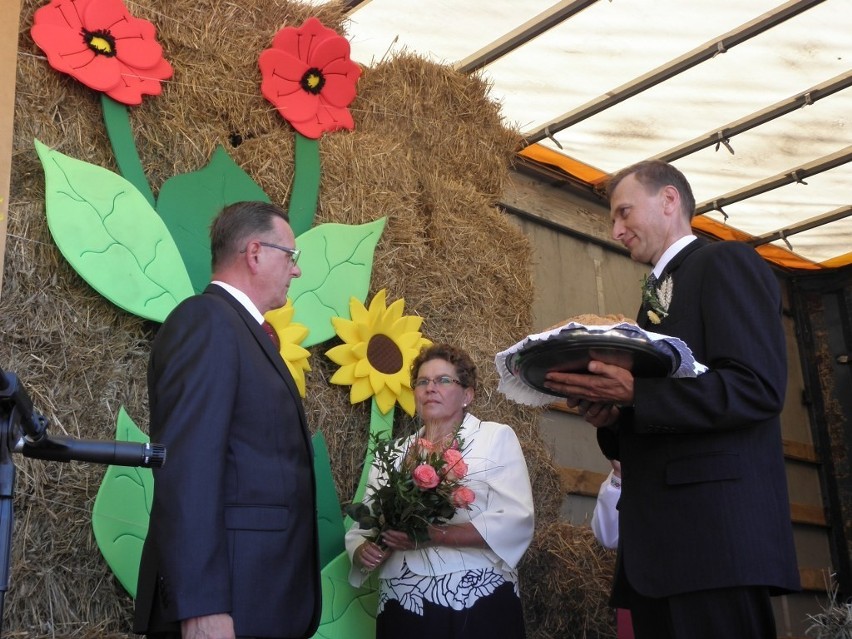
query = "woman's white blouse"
xmin=345 ymin=412 xmax=535 ymax=587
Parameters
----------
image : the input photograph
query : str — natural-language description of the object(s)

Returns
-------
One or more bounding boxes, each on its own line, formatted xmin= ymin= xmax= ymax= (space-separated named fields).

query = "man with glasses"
xmin=135 ymin=201 xmax=319 ymax=639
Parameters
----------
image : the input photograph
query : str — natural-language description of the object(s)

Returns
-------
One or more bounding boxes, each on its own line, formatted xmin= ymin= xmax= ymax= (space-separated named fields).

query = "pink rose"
xmin=442 ymin=448 xmax=468 ymax=480
xmin=412 ymin=463 xmax=440 ymax=489
xmin=416 ymin=438 xmax=437 ymax=456
xmin=452 ymin=486 xmax=475 ymax=509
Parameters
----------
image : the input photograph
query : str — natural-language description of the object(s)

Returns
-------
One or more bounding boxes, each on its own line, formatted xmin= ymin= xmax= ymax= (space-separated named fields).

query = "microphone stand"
xmin=0 ymin=365 xmax=166 ymax=637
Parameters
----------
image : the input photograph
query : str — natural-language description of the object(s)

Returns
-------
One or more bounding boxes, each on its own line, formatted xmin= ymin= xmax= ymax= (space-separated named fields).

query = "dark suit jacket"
xmin=599 ymin=239 xmax=800 ymax=602
xmin=134 ymin=284 xmax=321 ymax=638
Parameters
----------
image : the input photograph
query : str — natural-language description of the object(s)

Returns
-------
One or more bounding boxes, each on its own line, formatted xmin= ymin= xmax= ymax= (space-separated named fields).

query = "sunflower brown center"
xmin=367 ymin=334 xmax=403 ymax=375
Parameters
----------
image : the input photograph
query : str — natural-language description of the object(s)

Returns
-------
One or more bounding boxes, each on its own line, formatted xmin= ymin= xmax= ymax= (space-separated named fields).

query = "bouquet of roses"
xmin=346 ymin=432 xmax=476 ymax=545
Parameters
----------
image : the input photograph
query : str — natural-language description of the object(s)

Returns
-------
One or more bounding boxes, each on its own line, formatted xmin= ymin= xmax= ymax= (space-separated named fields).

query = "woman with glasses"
xmin=345 ymin=342 xmax=535 ymax=638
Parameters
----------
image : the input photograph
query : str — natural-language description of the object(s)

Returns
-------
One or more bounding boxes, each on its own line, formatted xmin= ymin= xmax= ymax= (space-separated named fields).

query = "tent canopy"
xmin=330 ymin=0 xmax=851 ymax=271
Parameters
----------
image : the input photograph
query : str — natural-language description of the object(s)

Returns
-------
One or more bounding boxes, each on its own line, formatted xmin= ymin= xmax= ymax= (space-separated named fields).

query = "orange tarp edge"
xmin=518 ymin=144 xmax=846 ymax=272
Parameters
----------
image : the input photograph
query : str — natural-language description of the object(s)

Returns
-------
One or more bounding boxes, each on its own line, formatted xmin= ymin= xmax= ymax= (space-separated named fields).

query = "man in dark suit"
xmin=134 ymin=201 xmax=320 ymax=639
xmin=545 ymin=161 xmax=800 ymax=639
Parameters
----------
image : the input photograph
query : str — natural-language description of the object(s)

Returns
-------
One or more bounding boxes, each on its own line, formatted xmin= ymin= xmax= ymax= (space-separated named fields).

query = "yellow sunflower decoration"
xmin=326 ymin=289 xmax=431 ymax=415
xmin=265 ymin=299 xmax=311 ymax=397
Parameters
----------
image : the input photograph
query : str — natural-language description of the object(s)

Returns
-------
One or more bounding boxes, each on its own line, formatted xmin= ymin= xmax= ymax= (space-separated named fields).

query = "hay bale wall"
xmin=4 ymin=1 xmax=613 ymax=636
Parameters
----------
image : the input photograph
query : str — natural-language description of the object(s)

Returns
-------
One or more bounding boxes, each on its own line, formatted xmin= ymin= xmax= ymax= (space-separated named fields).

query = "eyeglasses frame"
xmin=412 ymin=375 xmax=463 ymax=389
xmin=240 ymin=240 xmax=301 ymax=265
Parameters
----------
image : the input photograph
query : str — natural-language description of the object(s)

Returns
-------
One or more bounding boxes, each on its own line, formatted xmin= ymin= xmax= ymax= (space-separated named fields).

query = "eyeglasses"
xmin=241 ymin=241 xmax=301 ymax=265
xmin=413 ymin=375 xmax=462 ymax=388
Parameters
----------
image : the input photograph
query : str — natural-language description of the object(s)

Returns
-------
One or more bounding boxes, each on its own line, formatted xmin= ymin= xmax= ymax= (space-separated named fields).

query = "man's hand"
xmin=181 ymin=613 xmax=235 ymax=639
xmin=544 ymin=361 xmax=635 ymax=428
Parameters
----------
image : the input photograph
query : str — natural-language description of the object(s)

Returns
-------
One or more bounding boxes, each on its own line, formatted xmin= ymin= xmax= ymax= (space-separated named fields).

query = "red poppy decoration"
xmin=31 ymin=0 xmax=173 ymax=106
xmin=259 ymin=17 xmax=361 ymax=139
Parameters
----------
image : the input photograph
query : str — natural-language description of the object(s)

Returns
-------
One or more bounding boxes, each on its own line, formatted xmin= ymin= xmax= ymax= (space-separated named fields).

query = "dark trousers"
xmin=377 ymin=581 xmax=525 ymax=639
xmin=627 ymin=584 xmax=777 ymax=639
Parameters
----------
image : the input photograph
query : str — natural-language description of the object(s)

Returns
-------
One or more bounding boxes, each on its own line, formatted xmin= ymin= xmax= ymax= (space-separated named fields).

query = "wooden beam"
xmin=799 ymin=567 xmax=831 ymax=592
xmin=558 ymin=463 xmax=828 ymax=526
xmin=791 ymin=502 xmax=827 ymax=527
xmin=0 ymin=0 xmax=21 ymax=299
xmin=783 ymin=439 xmax=819 ymax=464
xmin=501 ymin=169 xmax=623 ymax=251
xmin=558 ymin=467 xmax=607 ymax=498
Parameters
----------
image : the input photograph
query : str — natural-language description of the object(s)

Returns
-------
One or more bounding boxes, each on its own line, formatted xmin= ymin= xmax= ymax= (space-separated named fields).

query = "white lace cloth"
xmin=495 ymin=321 xmax=707 ymax=407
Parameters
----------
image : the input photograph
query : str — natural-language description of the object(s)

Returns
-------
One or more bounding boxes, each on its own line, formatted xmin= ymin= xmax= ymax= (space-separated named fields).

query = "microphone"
xmin=2 ymin=365 xmax=166 ymax=469
xmin=17 ymin=435 xmax=167 ymax=468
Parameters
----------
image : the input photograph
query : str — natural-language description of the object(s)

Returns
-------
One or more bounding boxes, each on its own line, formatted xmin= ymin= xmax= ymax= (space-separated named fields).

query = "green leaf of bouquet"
xmin=91 ymin=407 xmax=153 ymax=598
xmin=34 ymin=139 xmax=194 ymax=323
xmin=313 ymin=550 xmax=377 ymax=639
xmin=313 ymin=431 xmax=346 ymax=568
xmin=289 ymin=218 xmax=386 ymax=347
xmin=157 ymin=145 xmax=270 ymax=294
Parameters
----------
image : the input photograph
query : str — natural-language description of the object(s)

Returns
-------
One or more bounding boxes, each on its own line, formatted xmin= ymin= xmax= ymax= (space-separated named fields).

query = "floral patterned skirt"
xmin=376 ymin=564 xmax=525 ymax=638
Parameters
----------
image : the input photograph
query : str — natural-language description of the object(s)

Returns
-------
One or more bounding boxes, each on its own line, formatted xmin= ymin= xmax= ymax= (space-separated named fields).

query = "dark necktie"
xmin=640 ymin=273 xmax=659 ymax=324
xmin=261 ymin=320 xmax=280 ymax=350
xmin=644 ymin=272 xmax=658 ymax=294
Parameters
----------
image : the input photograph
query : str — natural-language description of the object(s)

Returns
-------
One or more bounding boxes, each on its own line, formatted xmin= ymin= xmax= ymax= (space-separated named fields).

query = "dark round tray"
xmin=506 ymin=329 xmax=679 ymax=398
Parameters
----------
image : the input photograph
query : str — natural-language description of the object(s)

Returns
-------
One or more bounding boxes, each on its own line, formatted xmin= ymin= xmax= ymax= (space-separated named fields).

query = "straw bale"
xmin=521 ymin=522 xmax=617 ymax=639
xmin=4 ymin=0 xmax=598 ymax=636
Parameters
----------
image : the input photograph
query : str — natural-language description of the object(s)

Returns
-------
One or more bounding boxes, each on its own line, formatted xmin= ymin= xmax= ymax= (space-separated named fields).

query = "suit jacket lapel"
xmin=204 ymin=285 xmax=305 ymax=413
xmin=637 ymin=237 xmax=709 ymax=329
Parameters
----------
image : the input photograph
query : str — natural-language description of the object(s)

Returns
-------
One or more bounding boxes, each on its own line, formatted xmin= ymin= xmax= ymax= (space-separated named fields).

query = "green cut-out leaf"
xmin=91 ymin=421 xmax=349 ymax=598
xmin=290 ymin=218 xmax=386 ymax=347
xmin=91 ymin=407 xmax=153 ymax=598
xmin=34 ymin=139 xmax=194 ymax=323
xmin=157 ymin=145 xmax=270 ymax=294
xmin=312 ymin=550 xmax=377 ymax=639
xmin=314 ymin=432 xmax=345 ymax=568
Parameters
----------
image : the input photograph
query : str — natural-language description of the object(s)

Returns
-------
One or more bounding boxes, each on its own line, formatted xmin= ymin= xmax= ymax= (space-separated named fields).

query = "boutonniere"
xmin=642 ymin=274 xmax=673 ymax=325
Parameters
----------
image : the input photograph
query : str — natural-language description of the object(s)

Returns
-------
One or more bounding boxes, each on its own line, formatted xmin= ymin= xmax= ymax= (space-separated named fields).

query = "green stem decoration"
xmin=101 ymin=94 xmax=156 ymax=208
xmin=348 ymin=398 xmax=394 ymax=520
xmin=288 ymin=132 xmax=320 ymax=236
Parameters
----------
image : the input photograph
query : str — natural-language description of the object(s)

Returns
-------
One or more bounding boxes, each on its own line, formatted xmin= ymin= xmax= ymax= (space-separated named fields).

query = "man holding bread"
xmin=545 ymin=160 xmax=799 ymax=639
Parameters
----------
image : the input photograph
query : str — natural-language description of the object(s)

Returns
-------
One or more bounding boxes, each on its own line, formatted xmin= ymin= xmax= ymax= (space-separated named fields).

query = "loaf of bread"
xmin=545 ymin=313 xmax=635 ymax=331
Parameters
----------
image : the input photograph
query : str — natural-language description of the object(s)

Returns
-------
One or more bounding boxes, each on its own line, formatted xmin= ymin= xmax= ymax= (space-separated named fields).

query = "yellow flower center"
xmin=83 ymin=29 xmax=117 ymax=58
xmin=367 ymin=334 xmax=403 ymax=375
xmin=300 ymin=67 xmax=326 ymax=95
xmin=89 ymin=36 xmax=112 ymax=54
xmin=305 ymin=73 xmax=321 ymax=89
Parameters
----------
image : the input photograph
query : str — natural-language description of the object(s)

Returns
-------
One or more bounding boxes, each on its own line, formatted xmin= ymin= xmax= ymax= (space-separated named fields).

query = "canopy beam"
xmin=455 ymin=0 xmax=599 ymax=74
xmin=652 ymin=71 xmax=852 ymax=164
xmin=522 ymin=0 xmax=826 ymax=146
xmin=696 ymin=146 xmax=852 ymax=215
xmin=749 ymin=205 xmax=852 ymax=248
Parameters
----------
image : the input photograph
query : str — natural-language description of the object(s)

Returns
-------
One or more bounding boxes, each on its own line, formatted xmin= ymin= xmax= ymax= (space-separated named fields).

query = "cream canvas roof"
xmin=327 ymin=0 xmax=852 ymax=270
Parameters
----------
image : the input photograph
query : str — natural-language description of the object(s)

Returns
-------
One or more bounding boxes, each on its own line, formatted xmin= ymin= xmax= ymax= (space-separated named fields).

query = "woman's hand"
xmin=381 ymin=529 xmax=418 ymax=551
xmin=356 ymin=539 xmax=388 ymax=572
